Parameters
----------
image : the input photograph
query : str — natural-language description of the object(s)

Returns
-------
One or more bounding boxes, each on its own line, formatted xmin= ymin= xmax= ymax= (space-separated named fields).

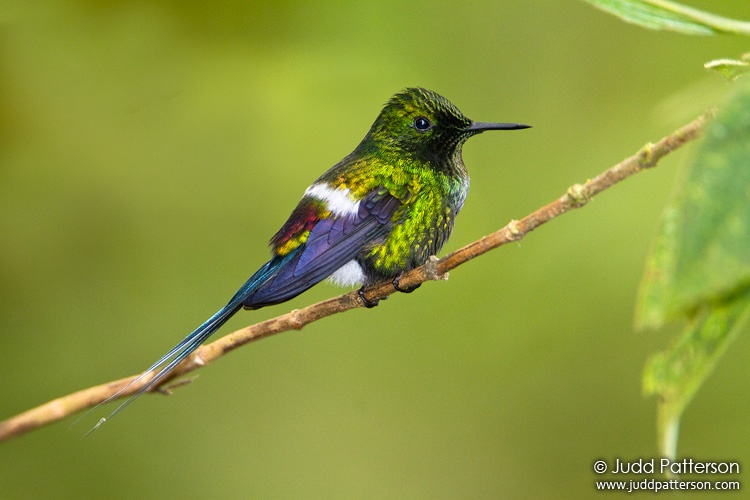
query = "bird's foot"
xmin=392 ymin=274 xmax=421 ymax=294
xmin=358 ymin=287 xmax=380 ymax=308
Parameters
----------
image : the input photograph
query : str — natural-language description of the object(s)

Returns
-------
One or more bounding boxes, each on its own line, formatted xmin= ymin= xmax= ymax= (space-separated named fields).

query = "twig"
xmin=0 ymin=109 xmax=714 ymax=443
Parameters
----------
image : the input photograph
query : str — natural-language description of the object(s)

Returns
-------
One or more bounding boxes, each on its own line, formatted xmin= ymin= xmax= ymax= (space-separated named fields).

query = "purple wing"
xmin=242 ymin=189 xmax=401 ymax=309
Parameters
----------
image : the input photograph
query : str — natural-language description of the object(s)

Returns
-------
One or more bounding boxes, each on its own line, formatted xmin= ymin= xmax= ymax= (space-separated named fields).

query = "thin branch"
xmin=0 ymin=109 xmax=715 ymax=443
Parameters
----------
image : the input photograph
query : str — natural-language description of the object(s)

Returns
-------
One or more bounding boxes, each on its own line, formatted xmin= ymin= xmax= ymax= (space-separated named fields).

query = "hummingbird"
xmin=94 ymin=87 xmax=530 ymax=424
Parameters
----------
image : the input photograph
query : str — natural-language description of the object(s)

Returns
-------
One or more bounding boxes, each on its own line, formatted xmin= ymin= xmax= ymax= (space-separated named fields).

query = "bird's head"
xmin=362 ymin=87 xmax=529 ymax=169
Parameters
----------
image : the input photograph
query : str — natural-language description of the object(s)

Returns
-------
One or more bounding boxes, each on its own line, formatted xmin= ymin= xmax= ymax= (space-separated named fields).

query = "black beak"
xmin=467 ymin=121 xmax=532 ymax=132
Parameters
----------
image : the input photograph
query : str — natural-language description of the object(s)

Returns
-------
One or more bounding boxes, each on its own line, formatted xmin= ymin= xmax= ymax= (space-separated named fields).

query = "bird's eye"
xmin=413 ymin=116 xmax=432 ymax=132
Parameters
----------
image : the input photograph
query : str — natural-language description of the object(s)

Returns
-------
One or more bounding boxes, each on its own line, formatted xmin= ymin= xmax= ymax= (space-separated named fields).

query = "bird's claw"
xmin=392 ymin=274 xmax=421 ymax=294
xmin=358 ymin=287 xmax=380 ymax=308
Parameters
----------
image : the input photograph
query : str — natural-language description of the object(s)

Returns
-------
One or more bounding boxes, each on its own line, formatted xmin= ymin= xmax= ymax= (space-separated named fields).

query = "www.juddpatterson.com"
xmin=595 ymin=478 xmax=740 ymax=493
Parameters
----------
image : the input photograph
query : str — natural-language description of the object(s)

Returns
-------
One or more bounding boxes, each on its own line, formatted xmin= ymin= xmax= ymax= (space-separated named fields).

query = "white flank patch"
xmin=328 ymin=260 xmax=365 ymax=287
xmin=305 ymin=182 xmax=360 ymax=216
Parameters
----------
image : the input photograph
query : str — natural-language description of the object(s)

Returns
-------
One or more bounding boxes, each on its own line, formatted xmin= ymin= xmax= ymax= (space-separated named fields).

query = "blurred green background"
xmin=1 ymin=1 xmax=748 ymax=498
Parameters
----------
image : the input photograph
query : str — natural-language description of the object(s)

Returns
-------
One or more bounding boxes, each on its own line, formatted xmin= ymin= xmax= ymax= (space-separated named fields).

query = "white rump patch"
xmin=328 ymin=260 xmax=365 ymax=287
xmin=305 ymin=183 xmax=360 ymax=216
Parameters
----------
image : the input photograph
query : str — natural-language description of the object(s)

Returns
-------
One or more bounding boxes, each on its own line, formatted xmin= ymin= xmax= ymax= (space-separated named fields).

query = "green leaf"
xmin=637 ymin=81 xmax=750 ymax=328
xmin=637 ymin=79 xmax=750 ymax=458
xmin=584 ymin=0 xmax=750 ymax=36
xmin=643 ymin=292 xmax=750 ymax=459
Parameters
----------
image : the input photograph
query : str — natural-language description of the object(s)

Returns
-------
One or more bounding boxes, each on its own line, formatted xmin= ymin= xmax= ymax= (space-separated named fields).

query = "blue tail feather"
xmin=82 ymin=252 xmax=300 ymax=432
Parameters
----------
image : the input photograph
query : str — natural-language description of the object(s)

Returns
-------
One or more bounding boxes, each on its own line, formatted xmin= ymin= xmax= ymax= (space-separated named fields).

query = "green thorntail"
xmin=90 ymin=87 xmax=530 ymax=427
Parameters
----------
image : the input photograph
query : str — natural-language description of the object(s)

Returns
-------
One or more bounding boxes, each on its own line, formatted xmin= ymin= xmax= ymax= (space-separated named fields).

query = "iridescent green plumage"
xmin=306 ymin=87 xmax=515 ymax=282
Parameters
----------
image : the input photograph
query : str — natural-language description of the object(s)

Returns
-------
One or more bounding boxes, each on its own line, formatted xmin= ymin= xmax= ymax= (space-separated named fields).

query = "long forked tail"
xmin=78 ymin=301 xmax=241 ymax=434
xmin=79 ymin=257 xmax=288 ymax=433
